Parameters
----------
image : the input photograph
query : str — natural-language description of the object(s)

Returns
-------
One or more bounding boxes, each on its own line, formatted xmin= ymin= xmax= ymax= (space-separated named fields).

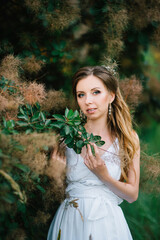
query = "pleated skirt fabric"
xmin=47 ymin=194 xmax=133 ymax=240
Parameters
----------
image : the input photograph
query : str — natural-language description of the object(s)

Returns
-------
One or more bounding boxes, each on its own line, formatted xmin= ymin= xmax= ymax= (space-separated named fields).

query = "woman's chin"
xmin=86 ymin=114 xmax=99 ymax=120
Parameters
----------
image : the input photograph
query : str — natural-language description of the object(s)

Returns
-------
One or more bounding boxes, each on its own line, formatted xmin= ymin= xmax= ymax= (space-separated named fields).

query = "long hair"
xmin=72 ymin=66 xmax=139 ymax=182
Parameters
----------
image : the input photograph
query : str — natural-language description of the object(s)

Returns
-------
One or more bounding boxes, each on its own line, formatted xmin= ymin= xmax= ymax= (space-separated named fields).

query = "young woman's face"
xmin=76 ymin=75 xmax=115 ymax=121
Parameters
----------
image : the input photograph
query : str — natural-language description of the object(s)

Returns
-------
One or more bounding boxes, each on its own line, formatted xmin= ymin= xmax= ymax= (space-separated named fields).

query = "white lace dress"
xmin=47 ymin=138 xmax=133 ymax=240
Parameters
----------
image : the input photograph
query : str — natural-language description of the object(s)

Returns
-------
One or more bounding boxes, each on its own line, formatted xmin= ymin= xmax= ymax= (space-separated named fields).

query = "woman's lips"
xmin=86 ymin=108 xmax=97 ymax=114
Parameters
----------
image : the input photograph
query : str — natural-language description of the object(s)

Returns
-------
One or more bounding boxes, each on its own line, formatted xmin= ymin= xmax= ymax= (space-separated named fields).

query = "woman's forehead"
xmin=76 ymin=75 xmax=107 ymax=91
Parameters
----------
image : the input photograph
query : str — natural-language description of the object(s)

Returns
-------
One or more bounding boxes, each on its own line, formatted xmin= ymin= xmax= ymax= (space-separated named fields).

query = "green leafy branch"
xmin=1 ymin=102 xmax=105 ymax=155
xmin=52 ymin=108 xmax=105 ymax=155
xmin=1 ymin=103 xmax=52 ymax=135
xmin=0 ymin=76 xmax=18 ymax=94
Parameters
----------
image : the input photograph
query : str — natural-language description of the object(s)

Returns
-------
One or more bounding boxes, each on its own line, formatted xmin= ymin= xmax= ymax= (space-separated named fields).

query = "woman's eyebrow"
xmin=91 ymin=87 xmax=101 ymax=91
xmin=76 ymin=87 xmax=101 ymax=93
xmin=76 ymin=90 xmax=84 ymax=93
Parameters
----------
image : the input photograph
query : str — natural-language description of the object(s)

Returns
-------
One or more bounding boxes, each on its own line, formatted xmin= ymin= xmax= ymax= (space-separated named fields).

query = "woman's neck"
xmin=85 ymin=117 xmax=110 ymax=137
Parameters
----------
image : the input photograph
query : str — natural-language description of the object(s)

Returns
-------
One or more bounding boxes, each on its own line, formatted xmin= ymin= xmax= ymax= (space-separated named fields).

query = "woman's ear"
xmin=109 ymin=92 xmax=115 ymax=103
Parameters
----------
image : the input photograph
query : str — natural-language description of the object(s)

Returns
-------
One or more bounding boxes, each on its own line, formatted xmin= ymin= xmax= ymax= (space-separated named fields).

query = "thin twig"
xmin=98 ymin=147 xmax=119 ymax=157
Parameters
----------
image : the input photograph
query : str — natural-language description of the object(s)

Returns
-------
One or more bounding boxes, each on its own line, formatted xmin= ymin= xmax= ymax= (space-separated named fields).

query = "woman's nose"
xmin=85 ymin=94 xmax=93 ymax=104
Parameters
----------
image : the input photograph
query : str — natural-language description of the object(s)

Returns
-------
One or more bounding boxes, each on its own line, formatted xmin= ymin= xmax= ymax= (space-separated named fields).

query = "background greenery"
xmin=0 ymin=1 xmax=160 ymax=239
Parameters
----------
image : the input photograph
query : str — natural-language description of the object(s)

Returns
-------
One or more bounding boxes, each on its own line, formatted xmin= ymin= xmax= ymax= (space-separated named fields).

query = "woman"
xmin=47 ymin=66 xmax=140 ymax=240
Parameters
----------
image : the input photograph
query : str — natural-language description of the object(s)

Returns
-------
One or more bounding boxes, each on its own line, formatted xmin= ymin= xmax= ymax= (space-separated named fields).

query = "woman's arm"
xmin=84 ymin=138 xmax=140 ymax=203
xmin=102 ymin=145 xmax=140 ymax=203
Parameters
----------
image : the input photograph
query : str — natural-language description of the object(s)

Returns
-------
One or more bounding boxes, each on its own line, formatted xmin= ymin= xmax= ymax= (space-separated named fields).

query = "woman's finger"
xmin=87 ymin=144 xmax=97 ymax=168
xmin=84 ymin=154 xmax=92 ymax=168
xmin=93 ymin=143 xmax=106 ymax=166
xmin=93 ymin=143 xmax=100 ymax=157
xmin=86 ymin=144 xmax=92 ymax=157
xmin=87 ymin=144 xmax=96 ymax=158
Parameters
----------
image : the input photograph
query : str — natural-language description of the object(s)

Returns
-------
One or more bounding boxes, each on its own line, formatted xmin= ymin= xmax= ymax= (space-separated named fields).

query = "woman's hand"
xmin=51 ymin=147 xmax=66 ymax=166
xmin=45 ymin=147 xmax=66 ymax=187
xmin=84 ymin=143 xmax=110 ymax=181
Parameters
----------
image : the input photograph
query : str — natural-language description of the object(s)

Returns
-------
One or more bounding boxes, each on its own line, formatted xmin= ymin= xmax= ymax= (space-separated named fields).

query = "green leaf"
xmin=84 ymin=140 xmax=89 ymax=145
xmin=42 ymin=146 xmax=49 ymax=151
xmin=95 ymin=140 xmax=105 ymax=147
xmin=10 ymin=120 xmax=15 ymax=127
xmin=19 ymin=107 xmax=25 ymax=115
xmin=35 ymin=102 xmax=41 ymax=110
xmin=93 ymin=135 xmax=101 ymax=141
xmin=35 ymin=125 xmax=45 ymax=130
xmin=74 ymin=147 xmax=81 ymax=154
xmin=90 ymin=144 xmax=95 ymax=156
xmin=64 ymin=137 xmax=73 ymax=145
xmin=53 ymin=114 xmax=65 ymax=121
xmin=14 ymin=163 xmax=30 ymax=173
xmin=26 ymin=104 xmax=32 ymax=111
xmin=16 ymin=121 xmax=29 ymax=127
xmin=14 ymin=145 xmax=25 ymax=151
xmin=72 ymin=127 xmax=79 ymax=136
xmin=6 ymin=121 xmax=12 ymax=128
xmin=67 ymin=109 xmax=74 ymax=119
xmin=25 ymin=128 xmax=33 ymax=134
xmin=17 ymin=113 xmax=29 ymax=121
xmin=65 ymin=108 xmax=69 ymax=117
xmin=30 ymin=112 xmax=40 ymax=122
xmin=76 ymin=140 xmax=84 ymax=148
xmin=73 ymin=117 xmax=81 ymax=125
xmin=67 ymin=120 xmax=74 ymax=126
xmin=40 ymin=112 xmax=45 ymax=122
xmin=60 ymin=127 xmax=66 ymax=137
xmin=6 ymin=120 xmax=15 ymax=129
xmin=64 ymin=125 xmax=71 ymax=135
xmin=72 ymin=110 xmax=80 ymax=118
xmin=69 ymin=132 xmax=74 ymax=138
xmin=2 ymin=117 xmax=7 ymax=128
xmin=80 ymin=131 xmax=87 ymax=139
xmin=36 ymin=185 xmax=46 ymax=193
xmin=45 ymin=119 xmax=52 ymax=126
xmin=51 ymin=122 xmax=64 ymax=129
xmin=67 ymin=141 xmax=74 ymax=148
xmin=3 ymin=86 xmax=8 ymax=92
xmin=90 ymin=133 xmax=94 ymax=140
xmin=51 ymin=50 xmax=59 ymax=56
xmin=78 ymin=125 xmax=86 ymax=132
xmin=17 ymin=201 xmax=26 ymax=213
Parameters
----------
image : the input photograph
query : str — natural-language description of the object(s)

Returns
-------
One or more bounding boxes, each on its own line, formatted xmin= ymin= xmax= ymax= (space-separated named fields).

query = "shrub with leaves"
xmin=0 ymin=54 xmax=68 ymax=240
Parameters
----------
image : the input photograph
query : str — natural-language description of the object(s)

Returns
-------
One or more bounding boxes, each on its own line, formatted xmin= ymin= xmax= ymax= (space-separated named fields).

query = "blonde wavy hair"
xmin=72 ymin=66 xmax=139 ymax=182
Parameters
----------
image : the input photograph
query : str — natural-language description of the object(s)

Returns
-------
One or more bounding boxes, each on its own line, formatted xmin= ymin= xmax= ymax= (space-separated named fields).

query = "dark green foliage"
xmin=1 ymin=103 xmax=53 ymax=134
xmin=0 ymin=133 xmax=53 ymax=239
xmin=53 ymin=108 xmax=105 ymax=155
xmin=0 ymin=76 xmax=17 ymax=94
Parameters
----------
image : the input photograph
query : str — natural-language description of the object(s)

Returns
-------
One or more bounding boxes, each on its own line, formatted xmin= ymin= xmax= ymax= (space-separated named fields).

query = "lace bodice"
xmin=66 ymin=138 xmax=121 ymax=183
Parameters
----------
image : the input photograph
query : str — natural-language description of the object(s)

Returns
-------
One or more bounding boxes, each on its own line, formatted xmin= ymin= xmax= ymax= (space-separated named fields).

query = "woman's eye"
xmin=93 ymin=90 xmax=100 ymax=95
xmin=77 ymin=93 xmax=84 ymax=98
